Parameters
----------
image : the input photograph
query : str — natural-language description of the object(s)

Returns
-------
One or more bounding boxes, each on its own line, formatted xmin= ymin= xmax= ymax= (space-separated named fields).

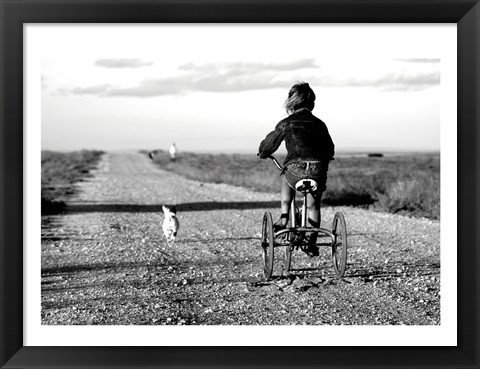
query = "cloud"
xmin=68 ymin=84 xmax=112 ymax=95
xmin=178 ymin=59 xmax=318 ymax=73
xmin=310 ymin=71 xmax=440 ymax=92
xmin=94 ymin=59 xmax=153 ymax=68
xmin=101 ymin=75 xmax=290 ymax=97
xmin=395 ymin=58 xmax=440 ymax=64
xmin=61 ymin=59 xmax=317 ymax=97
xmin=59 ymin=58 xmax=439 ymax=97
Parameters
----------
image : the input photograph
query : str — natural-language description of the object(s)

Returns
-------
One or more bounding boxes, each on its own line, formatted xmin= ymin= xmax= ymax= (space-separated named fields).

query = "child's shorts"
xmin=284 ymin=160 xmax=329 ymax=193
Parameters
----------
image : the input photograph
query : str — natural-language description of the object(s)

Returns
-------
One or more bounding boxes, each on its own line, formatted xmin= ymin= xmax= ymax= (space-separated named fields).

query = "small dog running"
xmin=162 ymin=205 xmax=180 ymax=244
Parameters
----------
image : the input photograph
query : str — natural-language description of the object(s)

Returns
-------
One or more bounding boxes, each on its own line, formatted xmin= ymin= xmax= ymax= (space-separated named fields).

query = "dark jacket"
xmin=258 ymin=108 xmax=335 ymax=166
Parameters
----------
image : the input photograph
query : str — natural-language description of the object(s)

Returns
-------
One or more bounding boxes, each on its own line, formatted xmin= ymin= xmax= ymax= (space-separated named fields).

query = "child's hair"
xmin=284 ymin=82 xmax=315 ymax=114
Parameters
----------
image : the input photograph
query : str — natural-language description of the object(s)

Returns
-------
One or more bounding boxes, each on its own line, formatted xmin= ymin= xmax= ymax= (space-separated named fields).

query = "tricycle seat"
xmin=295 ymin=179 xmax=318 ymax=193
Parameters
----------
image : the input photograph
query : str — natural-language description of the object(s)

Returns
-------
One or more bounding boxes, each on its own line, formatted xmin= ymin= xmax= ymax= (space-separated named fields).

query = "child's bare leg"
xmin=305 ymin=192 xmax=322 ymax=251
xmin=307 ymin=191 xmax=322 ymax=228
xmin=279 ymin=179 xmax=294 ymax=226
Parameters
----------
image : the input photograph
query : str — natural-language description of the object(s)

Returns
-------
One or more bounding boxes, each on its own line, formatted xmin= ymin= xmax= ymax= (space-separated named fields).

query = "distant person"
xmin=169 ymin=143 xmax=177 ymax=161
xmin=257 ymin=82 xmax=335 ymax=256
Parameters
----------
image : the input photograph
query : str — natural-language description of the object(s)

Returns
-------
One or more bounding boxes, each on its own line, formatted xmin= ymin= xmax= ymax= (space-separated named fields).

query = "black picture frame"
xmin=1 ymin=1 xmax=479 ymax=368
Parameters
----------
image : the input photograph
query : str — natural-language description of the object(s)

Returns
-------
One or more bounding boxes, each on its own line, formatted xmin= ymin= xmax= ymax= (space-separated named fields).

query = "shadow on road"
xmin=346 ymin=259 xmax=440 ymax=280
xmin=58 ymin=201 xmax=280 ymax=214
xmin=182 ymin=237 xmax=259 ymax=244
xmin=41 ymin=255 xmax=256 ymax=276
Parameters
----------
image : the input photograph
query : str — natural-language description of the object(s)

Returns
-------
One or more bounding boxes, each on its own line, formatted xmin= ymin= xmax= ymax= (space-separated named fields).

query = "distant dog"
xmin=162 ymin=205 xmax=179 ymax=244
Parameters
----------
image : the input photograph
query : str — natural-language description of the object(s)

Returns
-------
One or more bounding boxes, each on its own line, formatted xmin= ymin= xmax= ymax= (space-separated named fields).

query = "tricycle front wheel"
xmin=332 ymin=212 xmax=348 ymax=278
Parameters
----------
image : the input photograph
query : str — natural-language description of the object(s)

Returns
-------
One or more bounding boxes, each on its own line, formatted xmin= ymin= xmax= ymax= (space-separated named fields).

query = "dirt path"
xmin=41 ymin=151 xmax=440 ymax=325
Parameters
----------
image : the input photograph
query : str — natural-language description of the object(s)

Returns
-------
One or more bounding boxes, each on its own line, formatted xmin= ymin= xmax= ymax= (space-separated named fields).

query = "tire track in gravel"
xmin=41 ymin=151 xmax=441 ymax=325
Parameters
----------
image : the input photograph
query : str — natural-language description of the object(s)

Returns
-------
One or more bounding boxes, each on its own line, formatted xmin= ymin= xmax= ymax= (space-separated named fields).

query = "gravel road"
xmin=41 ymin=151 xmax=440 ymax=325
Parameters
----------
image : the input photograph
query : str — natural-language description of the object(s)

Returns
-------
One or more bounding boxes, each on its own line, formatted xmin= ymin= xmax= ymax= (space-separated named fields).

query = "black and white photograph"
xmin=3 ymin=0 xmax=480 ymax=365
xmin=28 ymin=23 xmax=456 ymax=345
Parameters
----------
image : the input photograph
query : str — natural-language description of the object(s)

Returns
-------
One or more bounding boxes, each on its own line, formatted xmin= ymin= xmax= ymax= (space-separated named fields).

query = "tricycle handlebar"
xmin=269 ymin=156 xmax=283 ymax=171
xmin=257 ymin=153 xmax=284 ymax=172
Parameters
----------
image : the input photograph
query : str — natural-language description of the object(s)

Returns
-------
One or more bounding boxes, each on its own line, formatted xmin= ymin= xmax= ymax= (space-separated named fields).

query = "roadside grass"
xmin=42 ymin=150 xmax=104 ymax=214
xmin=147 ymin=150 xmax=440 ymax=220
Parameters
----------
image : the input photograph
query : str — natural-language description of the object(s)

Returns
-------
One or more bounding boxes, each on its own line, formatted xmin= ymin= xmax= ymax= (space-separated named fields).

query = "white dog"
xmin=162 ymin=205 xmax=179 ymax=244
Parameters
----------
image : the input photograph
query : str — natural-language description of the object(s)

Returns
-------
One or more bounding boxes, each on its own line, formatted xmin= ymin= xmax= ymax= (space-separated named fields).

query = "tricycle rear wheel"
xmin=261 ymin=211 xmax=275 ymax=279
xmin=332 ymin=212 xmax=348 ymax=278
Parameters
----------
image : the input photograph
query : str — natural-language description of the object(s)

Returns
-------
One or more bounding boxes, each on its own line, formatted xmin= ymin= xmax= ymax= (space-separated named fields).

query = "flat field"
xmin=41 ymin=149 xmax=104 ymax=213
xmin=147 ymin=151 xmax=440 ymax=220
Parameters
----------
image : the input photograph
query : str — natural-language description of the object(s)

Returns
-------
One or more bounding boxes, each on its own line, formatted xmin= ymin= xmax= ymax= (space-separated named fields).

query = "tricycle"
xmin=261 ymin=155 xmax=348 ymax=280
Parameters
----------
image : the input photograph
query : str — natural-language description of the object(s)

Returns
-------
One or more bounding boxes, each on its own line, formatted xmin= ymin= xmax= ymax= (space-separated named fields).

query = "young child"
xmin=258 ymin=82 xmax=335 ymax=256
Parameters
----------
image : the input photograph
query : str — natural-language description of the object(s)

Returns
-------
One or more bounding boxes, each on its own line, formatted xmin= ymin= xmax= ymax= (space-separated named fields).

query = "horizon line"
xmin=41 ymin=147 xmax=441 ymax=155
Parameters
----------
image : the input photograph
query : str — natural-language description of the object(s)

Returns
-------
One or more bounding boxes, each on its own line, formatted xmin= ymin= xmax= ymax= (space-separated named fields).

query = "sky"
xmin=39 ymin=25 xmax=454 ymax=154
